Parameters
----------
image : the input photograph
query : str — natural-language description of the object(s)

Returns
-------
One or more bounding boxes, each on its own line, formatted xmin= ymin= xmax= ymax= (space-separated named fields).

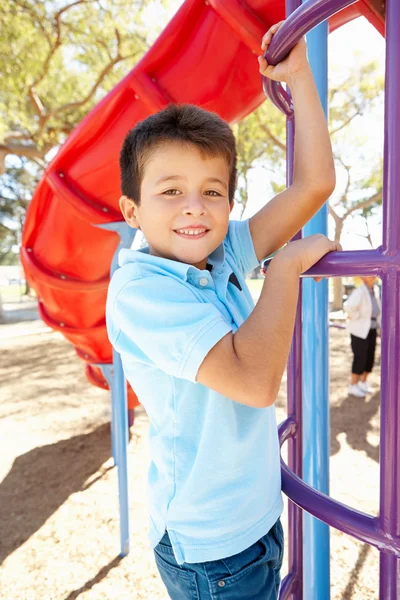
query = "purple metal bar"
xmin=281 ymin=4 xmax=303 ymax=586
xmin=304 ymin=247 xmax=397 ymax=277
xmin=379 ymin=0 xmax=400 ymax=594
xmin=264 ymin=247 xmax=400 ymax=278
xmin=380 ymin=272 xmax=400 ymax=595
xmin=262 ymin=0 xmax=358 ymax=113
xmin=279 ymin=419 xmax=400 ymax=558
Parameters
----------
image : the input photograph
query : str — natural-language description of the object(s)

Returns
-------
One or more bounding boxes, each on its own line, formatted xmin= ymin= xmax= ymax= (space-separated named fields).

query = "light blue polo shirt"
xmin=106 ymin=218 xmax=283 ymax=565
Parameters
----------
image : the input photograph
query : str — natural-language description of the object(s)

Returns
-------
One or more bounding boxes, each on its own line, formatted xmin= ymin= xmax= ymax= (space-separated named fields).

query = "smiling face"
xmin=119 ymin=141 xmax=233 ymax=270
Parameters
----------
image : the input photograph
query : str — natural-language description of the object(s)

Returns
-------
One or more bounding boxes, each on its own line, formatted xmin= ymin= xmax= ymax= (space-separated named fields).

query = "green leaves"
xmin=0 ymin=0 xmax=171 ymax=257
xmin=0 ymin=0 xmax=154 ymax=170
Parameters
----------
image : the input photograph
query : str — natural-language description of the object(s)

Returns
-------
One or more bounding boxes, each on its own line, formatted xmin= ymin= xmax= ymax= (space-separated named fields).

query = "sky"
xmin=141 ymin=2 xmax=386 ymax=252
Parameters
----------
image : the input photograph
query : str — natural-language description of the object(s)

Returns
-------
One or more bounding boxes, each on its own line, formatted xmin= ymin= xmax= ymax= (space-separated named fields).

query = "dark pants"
xmin=351 ymin=328 xmax=377 ymax=375
xmin=154 ymin=519 xmax=284 ymax=599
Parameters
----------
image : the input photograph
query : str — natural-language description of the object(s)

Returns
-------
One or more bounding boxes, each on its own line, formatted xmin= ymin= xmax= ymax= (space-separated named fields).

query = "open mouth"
xmin=174 ymin=228 xmax=210 ymax=239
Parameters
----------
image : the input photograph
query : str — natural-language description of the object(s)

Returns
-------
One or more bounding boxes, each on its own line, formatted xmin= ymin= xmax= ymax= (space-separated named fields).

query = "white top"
xmin=343 ymin=283 xmax=381 ymax=339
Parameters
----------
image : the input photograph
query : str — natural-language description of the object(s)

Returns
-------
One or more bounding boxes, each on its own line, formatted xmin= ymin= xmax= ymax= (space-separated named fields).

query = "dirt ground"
xmin=0 ymin=304 xmax=381 ymax=599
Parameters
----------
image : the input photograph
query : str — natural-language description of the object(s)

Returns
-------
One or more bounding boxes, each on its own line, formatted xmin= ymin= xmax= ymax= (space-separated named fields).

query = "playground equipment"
xmin=22 ymin=0 xmax=395 ymax=597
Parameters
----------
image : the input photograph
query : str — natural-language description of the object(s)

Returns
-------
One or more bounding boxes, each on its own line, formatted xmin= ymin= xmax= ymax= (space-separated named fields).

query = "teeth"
xmin=176 ymin=228 xmax=207 ymax=235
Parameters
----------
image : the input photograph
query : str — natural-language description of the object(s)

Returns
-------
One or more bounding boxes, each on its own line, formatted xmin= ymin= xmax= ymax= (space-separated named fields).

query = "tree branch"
xmin=48 ymin=54 xmax=130 ymax=117
xmin=254 ymin=114 xmax=286 ymax=152
xmin=13 ymin=0 xmax=53 ymax=44
xmin=4 ymin=132 xmax=33 ymax=143
xmin=343 ymin=190 xmax=382 ymax=219
xmin=334 ymin=155 xmax=352 ymax=207
xmin=0 ymin=143 xmax=49 ymax=175
xmin=27 ymin=0 xmax=99 ymax=122
xmin=328 ymin=203 xmax=342 ymax=226
xmin=27 ymin=88 xmax=46 ymax=119
xmin=329 ymin=110 xmax=362 ymax=136
xmin=360 ymin=215 xmax=374 ymax=248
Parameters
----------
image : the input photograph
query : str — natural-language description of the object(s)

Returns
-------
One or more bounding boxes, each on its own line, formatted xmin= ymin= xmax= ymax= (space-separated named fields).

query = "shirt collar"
xmin=118 ymin=240 xmax=225 ymax=281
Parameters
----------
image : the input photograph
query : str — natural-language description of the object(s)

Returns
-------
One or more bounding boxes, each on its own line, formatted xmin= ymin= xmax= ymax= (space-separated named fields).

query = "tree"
xmin=0 ymin=0 xmax=171 ymax=250
xmin=0 ymin=0 xmax=170 ymax=317
xmin=0 ymin=0 xmax=157 ymax=174
xmin=233 ymin=101 xmax=286 ymax=216
xmin=234 ymin=60 xmax=384 ymax=309
xmin=329 ymin=156 xmax=382 ymax=309
xmin=0 ymin=159 xmax=39 ymax=266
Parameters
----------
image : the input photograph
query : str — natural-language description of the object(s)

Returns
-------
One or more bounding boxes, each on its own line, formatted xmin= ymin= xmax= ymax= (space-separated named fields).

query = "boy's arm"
xmin=249 ymin=24 xmax=336 ymax=262
xmin=197 ymin=235 xmax=340 ymax=408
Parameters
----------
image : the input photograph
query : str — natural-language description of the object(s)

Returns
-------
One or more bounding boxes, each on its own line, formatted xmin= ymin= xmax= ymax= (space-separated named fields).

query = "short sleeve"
xmin=343 ymin=287 xmax=362 ymax=316
xmin=224 ymin=219 xmax=259 ymax=277
xmin=107 ymin=275 xmax=233 ymax=382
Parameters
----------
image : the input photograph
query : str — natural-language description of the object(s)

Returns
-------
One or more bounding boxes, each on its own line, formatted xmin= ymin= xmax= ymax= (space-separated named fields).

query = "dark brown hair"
xmin=119 ymin=104 xmax=237 ymax=204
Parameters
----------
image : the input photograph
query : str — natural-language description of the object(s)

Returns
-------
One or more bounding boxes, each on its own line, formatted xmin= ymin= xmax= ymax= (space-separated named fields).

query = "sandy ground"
xmin=0 ymin=301 xmax=381 ymax=599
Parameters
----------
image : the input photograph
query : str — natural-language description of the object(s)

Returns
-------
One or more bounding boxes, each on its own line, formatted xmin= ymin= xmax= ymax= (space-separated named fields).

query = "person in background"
xmin=343 ymin=276 xmax=381 ymax=397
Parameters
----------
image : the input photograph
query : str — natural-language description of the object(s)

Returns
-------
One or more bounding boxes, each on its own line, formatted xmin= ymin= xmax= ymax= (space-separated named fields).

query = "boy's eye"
xmin=163 ymin=189 xmax=181 ymax=195
xmin=162 ymin=189 xmax=223 ymax=197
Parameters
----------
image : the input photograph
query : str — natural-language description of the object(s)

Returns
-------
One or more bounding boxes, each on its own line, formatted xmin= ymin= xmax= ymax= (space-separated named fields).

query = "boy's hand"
xmin=276 ymin=234 xmax=342 ymax=281
xmin=258 ymin=21 xmax=310 ymax=83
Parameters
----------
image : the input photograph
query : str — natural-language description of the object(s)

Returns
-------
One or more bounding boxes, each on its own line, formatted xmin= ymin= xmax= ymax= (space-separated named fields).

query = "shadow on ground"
xmin=0 ymin=423 xmax=112 ymax=565
xmin=341 ymin=544 xmax=371 ymax=600
xmin=63 ymin=556 xmax=123 ymax=600
xmin=331 ymin=391 xmax=380 ymax=462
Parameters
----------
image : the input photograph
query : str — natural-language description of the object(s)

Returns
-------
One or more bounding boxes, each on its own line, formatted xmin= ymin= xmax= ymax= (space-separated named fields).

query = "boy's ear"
xmin=229 ymin=200 xmax=235 ymax=214
xmin=119 ymin=195 xmax=140 ymax=228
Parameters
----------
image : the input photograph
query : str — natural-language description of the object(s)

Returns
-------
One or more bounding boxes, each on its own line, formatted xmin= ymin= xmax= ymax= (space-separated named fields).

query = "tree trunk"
xmin=332 ymin=277 xmax=344 ymax=311
xmin=332 ymin=220 xmax=344 ymax=311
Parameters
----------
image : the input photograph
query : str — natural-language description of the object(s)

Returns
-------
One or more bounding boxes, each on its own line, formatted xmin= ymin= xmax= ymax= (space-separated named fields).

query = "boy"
xmin=106 ymin=22 xmax=339 ymax=599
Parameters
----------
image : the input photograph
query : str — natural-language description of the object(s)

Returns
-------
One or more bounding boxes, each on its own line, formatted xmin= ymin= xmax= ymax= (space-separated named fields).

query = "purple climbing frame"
xmin=263 ymin=0 xmax=400 ymax=597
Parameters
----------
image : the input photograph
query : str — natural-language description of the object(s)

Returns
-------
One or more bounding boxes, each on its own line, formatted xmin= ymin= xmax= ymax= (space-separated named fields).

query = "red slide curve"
xmin=21 ymin=0 xmax=384 ymax=407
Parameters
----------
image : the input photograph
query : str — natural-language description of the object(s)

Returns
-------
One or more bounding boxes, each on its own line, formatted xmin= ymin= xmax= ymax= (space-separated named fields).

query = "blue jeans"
xmin=154 ymin=519 xmax=284 ymax=599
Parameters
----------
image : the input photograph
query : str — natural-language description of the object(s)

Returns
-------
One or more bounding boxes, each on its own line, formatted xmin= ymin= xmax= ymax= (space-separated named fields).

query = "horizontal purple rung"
xmin=278 ymin=418 xmax=400 ymax=558
xmin=262 ymin=0 xmax=358 ymax=114
xmin=263 ymin=247 xmax=400 ymax=277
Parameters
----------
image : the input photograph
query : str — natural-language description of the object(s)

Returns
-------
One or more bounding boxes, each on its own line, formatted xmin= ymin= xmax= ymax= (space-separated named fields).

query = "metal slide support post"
xmin=96 ymin=357 xmax=130 ymax=556
xmin=100 ymin=363 xmax=118 ymax=464
xmin=96 ymin=221 xmax=137 ymax=556
xmin=379 ymin=0 xmax=400 ymax=595
xmin=111 ymin=347 xmax=130 ymax=556
xmin=301 ymin=17 xmax=330 ymax=600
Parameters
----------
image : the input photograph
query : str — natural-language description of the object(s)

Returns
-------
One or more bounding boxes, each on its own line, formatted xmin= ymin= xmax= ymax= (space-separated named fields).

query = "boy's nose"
xmin=182 ymin=195 xmax=207 ymax=216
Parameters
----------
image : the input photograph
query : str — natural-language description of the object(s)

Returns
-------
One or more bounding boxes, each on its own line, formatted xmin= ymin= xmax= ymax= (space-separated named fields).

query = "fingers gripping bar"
xmin=262 ymin=0 xmax=359 ymax=116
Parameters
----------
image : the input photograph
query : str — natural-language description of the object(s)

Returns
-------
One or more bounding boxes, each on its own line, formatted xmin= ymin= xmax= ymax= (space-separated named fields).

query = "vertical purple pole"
xmin=285 ymin=118 xmax=304 ymax=600
xmin=379 ymin=0 xmax=400 ymax=596
xmin=284 ymin=1 xmax=303 ymax=598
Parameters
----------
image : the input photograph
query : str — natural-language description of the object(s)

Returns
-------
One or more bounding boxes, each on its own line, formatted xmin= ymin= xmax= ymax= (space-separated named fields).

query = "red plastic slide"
xmin=21 ymin=0 xmax=384 ymax=406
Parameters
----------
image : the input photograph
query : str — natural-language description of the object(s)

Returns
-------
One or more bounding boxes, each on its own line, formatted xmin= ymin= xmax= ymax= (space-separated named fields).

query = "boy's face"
xmin=120 ymin=141 xmax=233 ymax=270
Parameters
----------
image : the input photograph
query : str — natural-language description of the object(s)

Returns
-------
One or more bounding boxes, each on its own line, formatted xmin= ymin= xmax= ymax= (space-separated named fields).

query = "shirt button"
xmin=218 ymin=580 xmax=226 ymax=588
xmin=199 ymin=277 xmax=208 ymax=286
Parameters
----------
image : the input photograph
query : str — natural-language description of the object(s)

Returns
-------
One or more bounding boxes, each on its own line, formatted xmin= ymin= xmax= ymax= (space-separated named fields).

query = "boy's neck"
xmin=147 ymin=246 xmax=209 ymax=271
